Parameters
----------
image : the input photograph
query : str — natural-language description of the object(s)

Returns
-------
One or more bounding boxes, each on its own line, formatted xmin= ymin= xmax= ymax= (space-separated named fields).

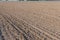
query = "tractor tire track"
xmin=19 ymin=13 xmax=60 ymax=39
xmin=1 ymin=14 xmax=52 ymax=40
xmin=0 ymin=14 xmax=36 ymax=40
xmin=0 ymin=15 xmax=17 ymax=40
xmin=0 ymin=12 xmax=58 ymax=40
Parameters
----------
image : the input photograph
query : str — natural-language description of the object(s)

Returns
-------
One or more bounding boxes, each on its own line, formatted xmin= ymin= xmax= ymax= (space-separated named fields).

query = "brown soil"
xmin=0 ymin=2 xmax=60 ymax=40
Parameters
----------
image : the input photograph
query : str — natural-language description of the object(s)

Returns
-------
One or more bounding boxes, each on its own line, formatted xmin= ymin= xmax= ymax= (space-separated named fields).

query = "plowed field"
xmin=0 ymin=2 xmax=60 ymax=40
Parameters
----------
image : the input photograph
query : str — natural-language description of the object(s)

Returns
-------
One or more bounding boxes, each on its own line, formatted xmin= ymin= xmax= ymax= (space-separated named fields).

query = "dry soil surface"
xmin=0 ymin=2 xmax=60 ymax=40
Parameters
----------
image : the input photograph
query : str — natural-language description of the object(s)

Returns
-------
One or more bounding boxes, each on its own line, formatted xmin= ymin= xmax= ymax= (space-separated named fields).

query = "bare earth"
xmin=0 ymin=2 xmax=60 ymax=40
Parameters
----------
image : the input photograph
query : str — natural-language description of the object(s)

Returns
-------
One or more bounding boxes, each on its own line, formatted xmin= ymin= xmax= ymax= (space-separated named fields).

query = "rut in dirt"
xmin=0 ymin=13 xmax=60 ymax=40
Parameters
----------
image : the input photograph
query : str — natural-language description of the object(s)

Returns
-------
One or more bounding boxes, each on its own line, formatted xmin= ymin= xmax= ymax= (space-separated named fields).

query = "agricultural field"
xmin=0 ymin=2 xmax=60 ymax=40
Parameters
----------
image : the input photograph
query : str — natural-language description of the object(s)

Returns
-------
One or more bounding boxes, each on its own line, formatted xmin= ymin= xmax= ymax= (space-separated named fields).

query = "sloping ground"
xmin=0 ymin=2 xmax=60 ymax=40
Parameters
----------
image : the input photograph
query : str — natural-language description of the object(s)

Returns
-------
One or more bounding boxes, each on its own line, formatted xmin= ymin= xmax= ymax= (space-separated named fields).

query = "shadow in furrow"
xmin=0 ymin=29 xmax=5 ymax=40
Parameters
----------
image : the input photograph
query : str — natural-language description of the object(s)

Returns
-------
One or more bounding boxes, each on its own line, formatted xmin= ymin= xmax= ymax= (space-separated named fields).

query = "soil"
xmin=0 ymin=2 xmax=60 ymax=40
